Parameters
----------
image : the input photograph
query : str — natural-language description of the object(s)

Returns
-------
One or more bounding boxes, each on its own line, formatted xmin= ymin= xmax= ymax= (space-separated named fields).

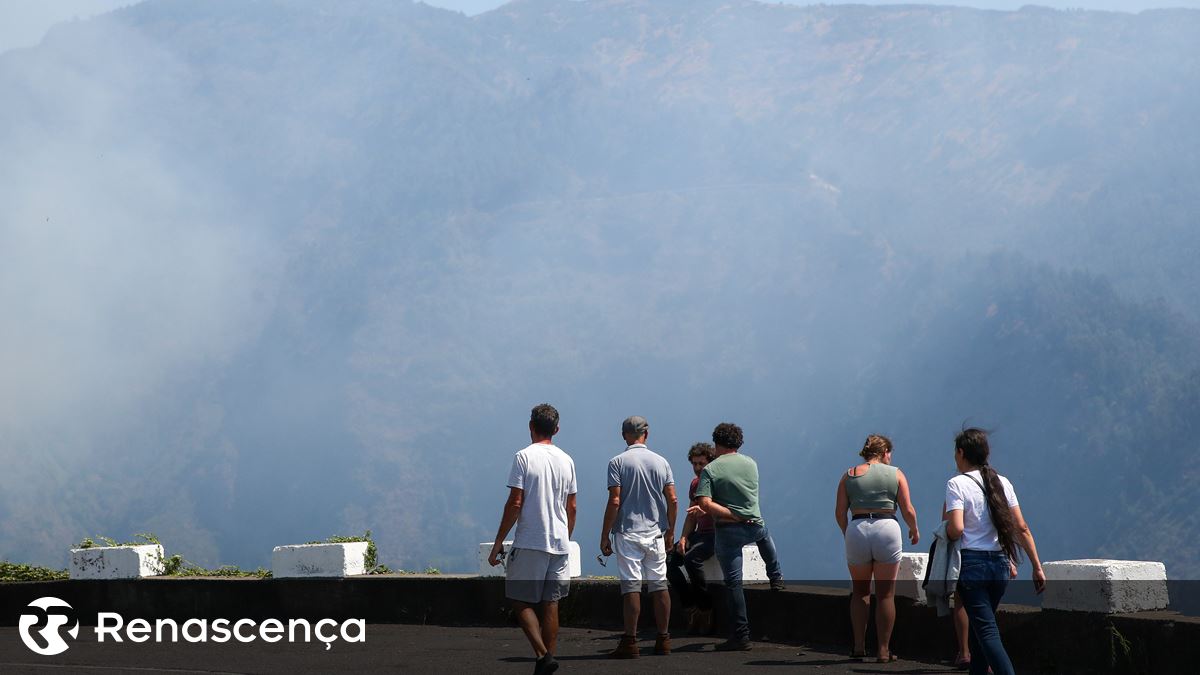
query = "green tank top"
xmin=845 ymin=463 xmax=899 ymax=511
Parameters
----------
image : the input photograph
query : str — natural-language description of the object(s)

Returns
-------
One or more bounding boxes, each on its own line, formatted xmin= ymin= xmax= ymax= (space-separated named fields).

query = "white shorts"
xmin=614 ymin=530 xmax=668 ymax=594
xmin=505 ymin=547 xmax=570 ymax=604
xmin=844 ymin=517 xmax=903 ymax=566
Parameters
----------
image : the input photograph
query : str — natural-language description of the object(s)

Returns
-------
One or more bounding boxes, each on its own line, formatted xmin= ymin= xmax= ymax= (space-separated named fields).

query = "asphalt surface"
xmin=0 ymin=624 xmax=969 ymax=674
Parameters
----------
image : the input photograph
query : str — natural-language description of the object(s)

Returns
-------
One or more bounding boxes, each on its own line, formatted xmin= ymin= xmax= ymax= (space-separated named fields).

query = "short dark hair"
xmin=530 ymin=403 xmax=559 ymax=437
xmin=687 ymin=443 xmax=716 ymax=462
xmin=712 ymin=423 xmax=743 ymax=450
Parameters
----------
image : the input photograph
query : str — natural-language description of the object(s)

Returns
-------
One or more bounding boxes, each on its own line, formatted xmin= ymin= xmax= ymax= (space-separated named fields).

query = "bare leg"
xmin=512 ymin=600 xmax=547 ymax=657
xmin=954 ymin=591 xmax=971 ymax=663
xmin=622 ymin=591 xmax=641 ymax=637
xmin=541 ymin=601 xmax=559 ymax=655
xmin=848 ymin=563 xmax=874 ymax=654
xmin=651 ymin=589 xmax=671 ymax=635
xmin=873 ymin=562 xmax=900 ymax=659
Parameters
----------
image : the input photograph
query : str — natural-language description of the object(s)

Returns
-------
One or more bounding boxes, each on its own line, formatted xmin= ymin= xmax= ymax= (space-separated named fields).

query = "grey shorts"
xmin=844 ymin=517 xmax=902 ymax=566
xmin=505 ymin=547 xmax=570 ymax=604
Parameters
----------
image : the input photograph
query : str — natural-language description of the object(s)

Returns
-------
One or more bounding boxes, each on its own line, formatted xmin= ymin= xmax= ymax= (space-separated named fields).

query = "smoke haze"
xmin=1 ymin=0 xmax=1198 ymax=579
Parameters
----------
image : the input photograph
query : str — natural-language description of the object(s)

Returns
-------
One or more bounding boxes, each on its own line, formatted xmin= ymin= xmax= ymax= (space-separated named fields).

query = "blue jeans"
xmin=957 ymin=550 xmax=1015 ymax=675
xmin=714 ymin=522 xmax=784 ymax=640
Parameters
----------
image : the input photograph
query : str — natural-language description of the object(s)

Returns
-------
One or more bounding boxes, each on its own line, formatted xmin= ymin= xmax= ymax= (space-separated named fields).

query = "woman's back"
xmin=845 ymin=463 xmax=899 ymax=511
xmin=945 ymin=469 xmax=1018 ymax=551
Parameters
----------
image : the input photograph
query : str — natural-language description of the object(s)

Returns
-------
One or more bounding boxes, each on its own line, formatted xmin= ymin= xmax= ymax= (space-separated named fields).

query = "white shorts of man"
xmin=615 ymin=530 xmax=668 ymax=594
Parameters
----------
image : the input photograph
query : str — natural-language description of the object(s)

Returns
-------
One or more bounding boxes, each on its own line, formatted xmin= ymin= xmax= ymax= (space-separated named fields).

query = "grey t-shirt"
xmin=607 ymin=444 xmax=675 ymax=535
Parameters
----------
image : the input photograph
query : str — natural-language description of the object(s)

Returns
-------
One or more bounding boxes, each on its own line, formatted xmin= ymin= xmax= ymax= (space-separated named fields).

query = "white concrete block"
xmin=1042 ymin=559 xmax=1169 ymax=613
xmin=895 ymin=552 xmax=928 ymax=603
xmin=478 ymin=541 xmax=582 ymax=578
xmin=271 ymin=542 xmax=370 ymax=578
xmin=70 ymin=544 xmax=165 ymax=579
xmin=702 ymin=544 xmax=768 ymax=582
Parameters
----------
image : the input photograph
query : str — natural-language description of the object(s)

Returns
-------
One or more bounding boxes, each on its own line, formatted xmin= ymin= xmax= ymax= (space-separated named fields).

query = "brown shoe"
xmin=609 ymin=634 xmax=639 ymax=659
xmin=654 ymin=633 xmax=671 ymax=655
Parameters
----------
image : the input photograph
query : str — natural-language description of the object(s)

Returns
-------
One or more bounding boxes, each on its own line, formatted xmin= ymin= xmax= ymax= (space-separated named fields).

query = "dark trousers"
xmin=666 ymin=530 xmax=715 ymax=609
xmin=958 ymin=549 xmax=1015 ymax=675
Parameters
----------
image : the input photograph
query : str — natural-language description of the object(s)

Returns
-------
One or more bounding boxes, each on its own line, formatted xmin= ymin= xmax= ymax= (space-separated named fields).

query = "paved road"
xmin=0 ymin=624 xmax=969 ymax=674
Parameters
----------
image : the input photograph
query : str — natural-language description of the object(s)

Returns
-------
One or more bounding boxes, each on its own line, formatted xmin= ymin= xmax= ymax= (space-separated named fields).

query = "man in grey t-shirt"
xmin=600 ymin=415 xmax=677 ymax=658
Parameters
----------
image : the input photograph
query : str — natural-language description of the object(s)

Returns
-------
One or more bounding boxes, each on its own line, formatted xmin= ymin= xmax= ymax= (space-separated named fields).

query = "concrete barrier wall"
xmin=1043 ymin=560 xmax=1170 ymax=613
xmin=2 ymin=576 xmax=1196 ymax=674
xmin=272 ymin=542 xmax=370 ymax=578
xmin=70 ymin=544 xmax=164 ymax=580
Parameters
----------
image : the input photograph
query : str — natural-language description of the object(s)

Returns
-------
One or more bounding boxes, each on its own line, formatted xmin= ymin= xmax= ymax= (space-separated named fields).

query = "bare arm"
xmin=488 ymin=487 xmax=524 ymax=566
xmin=945 ymin=508 xmax=964 ymax=541
xmin=566 ymin=492 xmax=577 ymax=538
xmin=1011 ymin=505 xmax=1046 ymax=593
xmin=676 ymin=486 xmax=697 ymax=553
xmin=599 ymin=486 xmax=621 ymax=556
xmin=896 ymin=469 xmax=920 ymax=545
xmin=835 ymin=473 xmax=849 ymax=535
xmin=689 ymin=495 xmax=739 ymax=523
xmin=663 ymin=483 xmax=678 ymax=550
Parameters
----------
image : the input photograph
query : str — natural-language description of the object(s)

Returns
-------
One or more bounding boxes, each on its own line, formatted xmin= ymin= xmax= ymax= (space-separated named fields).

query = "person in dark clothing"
xmin=666 ymin=442 xmax=717 ymax=634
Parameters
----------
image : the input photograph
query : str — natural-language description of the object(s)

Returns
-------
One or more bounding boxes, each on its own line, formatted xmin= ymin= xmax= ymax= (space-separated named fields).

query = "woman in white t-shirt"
xmin=943 ymin=428 xmax=1046 ymax=675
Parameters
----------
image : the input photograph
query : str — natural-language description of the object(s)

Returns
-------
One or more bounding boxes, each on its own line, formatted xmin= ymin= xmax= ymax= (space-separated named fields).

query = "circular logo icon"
xmin=18 ymin=597 xmax=79 ymax=656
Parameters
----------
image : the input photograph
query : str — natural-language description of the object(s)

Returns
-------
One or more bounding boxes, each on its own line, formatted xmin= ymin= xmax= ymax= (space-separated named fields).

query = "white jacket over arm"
xmin=924 ymin=520 xmax=961 ymax=617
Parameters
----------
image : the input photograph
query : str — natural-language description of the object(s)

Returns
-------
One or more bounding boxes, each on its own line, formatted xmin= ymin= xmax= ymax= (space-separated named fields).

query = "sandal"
xmin=954 ymin=653 xmax=971 ymax=670
xmin=877 ymin=652 xmax=899 ymax=663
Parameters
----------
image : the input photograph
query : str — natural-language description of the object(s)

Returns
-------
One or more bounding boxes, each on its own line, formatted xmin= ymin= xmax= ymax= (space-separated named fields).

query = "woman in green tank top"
xmin=834 ymin=435 xmax=920 ymax=663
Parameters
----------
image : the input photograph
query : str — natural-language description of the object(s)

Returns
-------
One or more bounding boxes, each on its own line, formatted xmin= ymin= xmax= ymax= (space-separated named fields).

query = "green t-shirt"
xmin=694 ymin=453 xmax=762 ymax=522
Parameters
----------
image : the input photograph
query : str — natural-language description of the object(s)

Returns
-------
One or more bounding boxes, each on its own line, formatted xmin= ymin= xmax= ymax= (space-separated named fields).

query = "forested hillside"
xmin=1 ymin=0 xmax=1197 ymax=577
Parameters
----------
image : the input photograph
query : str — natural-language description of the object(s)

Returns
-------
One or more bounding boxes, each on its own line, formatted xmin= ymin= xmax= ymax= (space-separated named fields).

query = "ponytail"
xmin=979 ymin=465 xmax=1020 ymax=562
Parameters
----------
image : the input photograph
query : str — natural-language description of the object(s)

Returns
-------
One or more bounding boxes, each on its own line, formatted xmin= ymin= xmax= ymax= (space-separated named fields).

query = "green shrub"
xmin=0 ymin=561 xmax=69 ymax=582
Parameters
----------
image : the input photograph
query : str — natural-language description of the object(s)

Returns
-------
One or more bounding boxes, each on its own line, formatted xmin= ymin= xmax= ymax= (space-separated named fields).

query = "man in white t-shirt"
xmin=489 ymin=403 xmax=577 ymax=675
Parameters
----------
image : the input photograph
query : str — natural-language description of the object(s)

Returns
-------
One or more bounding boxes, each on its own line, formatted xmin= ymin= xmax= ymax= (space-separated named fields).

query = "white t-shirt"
xmin=507 ymin=442 xmax=578 ymax=554
xmin=944 ymin=470 xmax=1019 ymax=552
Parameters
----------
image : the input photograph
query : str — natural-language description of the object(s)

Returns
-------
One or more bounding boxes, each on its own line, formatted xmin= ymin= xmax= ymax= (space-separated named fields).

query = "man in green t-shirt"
xmin=690 ymin=422 xmax=785 ymax=651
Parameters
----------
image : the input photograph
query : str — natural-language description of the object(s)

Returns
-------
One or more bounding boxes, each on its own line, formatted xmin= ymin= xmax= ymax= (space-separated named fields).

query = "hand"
xmin=1009 ymin=561 xmax=1018 ymax=579
xmin=674 ymin=536 xmax=688 ymax=554
xmin=488 ymin=541 xmax=505 ymax=567
xmin=909 ymin=529 xmax=920 ymax=546
xmin=686 ymin=504 xmax=707 ymax=517
xmin=663 ymin=532 xmax=674 ymax=552
xmin=1032 ymin=567 xmax=1046 ymax=594
xmin=600 ymin=536 xmax=613 ymax=557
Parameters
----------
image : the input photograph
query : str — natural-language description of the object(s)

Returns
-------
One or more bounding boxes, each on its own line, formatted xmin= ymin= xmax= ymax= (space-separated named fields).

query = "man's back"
xmin=508 ymin=443 xmax=577 ymax=554
xmin=697 ymin=453 xmax=762 ymax=522
xmin=607 ymin=444 xmax=674 ymax=534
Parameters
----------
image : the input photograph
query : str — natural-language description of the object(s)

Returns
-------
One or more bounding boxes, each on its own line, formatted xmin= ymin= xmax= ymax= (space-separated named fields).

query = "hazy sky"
xmin=419 ymin=0 xmax=1200 ymax=16
xmin=2 ymin=0 xmax=1197 ymax=54
xmin=2 ymin=0 xmax=1198 ymax=577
